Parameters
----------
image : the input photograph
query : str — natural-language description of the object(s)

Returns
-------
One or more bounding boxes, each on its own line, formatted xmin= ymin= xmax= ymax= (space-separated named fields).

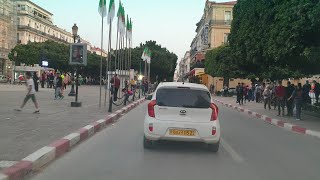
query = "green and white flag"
xmin=141 ymin=47 xmax=148 ymax=61
xmin=147 ymin=50 xmax=152 ymax=64
xmin=127 ymin=17 xmax=132 ymax=41
xmin=98 ymin=0 xmax=107 ymax=17
xmin=117 ymin=2 xmax=126 ymax=37
xmin=107 ymin=0 xmax=115 ymax=24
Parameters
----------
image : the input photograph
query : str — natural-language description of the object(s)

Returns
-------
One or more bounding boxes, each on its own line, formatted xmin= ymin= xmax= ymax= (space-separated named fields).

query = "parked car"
xmin=144 ymin=82 xmax=220 ymax=152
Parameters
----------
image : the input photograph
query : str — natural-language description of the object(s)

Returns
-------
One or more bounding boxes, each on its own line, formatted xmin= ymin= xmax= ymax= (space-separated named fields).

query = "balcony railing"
xmin=209 ymin=20 xmax=232 ymax=26
xmin=18 ymin=25 xmax=69 ymax=44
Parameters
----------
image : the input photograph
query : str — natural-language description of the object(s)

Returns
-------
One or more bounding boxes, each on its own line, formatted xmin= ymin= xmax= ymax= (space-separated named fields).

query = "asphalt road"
xmin=32 ymin=101 xmax=320 ymax=180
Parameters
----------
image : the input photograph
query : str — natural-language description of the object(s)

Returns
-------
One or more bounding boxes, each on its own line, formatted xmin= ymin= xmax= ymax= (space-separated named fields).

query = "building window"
xmin=225 ymin=11 xmax=232 ymax=24
xmin=17 ymin=17 xmax=20 ymax=25
xmin=17 ymin=33 xmax=19 ymax=43
xmin=21 ymin=5 xmax=26 ymax=11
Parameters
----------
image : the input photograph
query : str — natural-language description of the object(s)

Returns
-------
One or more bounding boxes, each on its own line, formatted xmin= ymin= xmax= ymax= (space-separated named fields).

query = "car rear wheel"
xmin=143 ymin=136 xmax=154 ymax=149
xmin=207 ymin=142 xmax=219 ymax=152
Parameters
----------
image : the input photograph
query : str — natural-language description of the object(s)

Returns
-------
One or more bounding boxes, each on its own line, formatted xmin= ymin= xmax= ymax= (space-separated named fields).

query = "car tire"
xmin=207 ymin=142 xmax=219 ymax=152
xmin=143 ymin=136 xmax=154 ymax=149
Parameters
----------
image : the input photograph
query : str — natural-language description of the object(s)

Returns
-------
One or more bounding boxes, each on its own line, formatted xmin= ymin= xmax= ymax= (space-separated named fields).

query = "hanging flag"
xmin=126 ymin=14 xmax=130 ymax=38
xmin=107 ymin=0 xmax=115 ymax=24
xmin=117 ymin=2 xmax=126 ymax=37
xmin=98 ymin=0 xmax=107 ymax=17
xmin=141 ymin=47 xmax=148 ymax=61
xmin=128 ymin=18 xmax=132 ymax=41
xmin=117 ymin=2 xmax=123 ymax=35
xmin=147 ymin=50 xmax=152 ymax=64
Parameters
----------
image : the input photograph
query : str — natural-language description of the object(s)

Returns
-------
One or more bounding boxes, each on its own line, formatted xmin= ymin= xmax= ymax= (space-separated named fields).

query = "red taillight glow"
xmin=212 ymin=127 xmax=217 ymax=135
xmin=210 ymin=103 xmax=219 ymax=121
xmin=149 ymin=123 xmax=153 ymax=132
xmin=148 ymin=100 xmax=156 ymax=117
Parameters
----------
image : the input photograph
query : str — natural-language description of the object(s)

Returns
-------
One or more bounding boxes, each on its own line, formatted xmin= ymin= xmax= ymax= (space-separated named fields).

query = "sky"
xmin=31 ymin=0 xmax=234 ymax=61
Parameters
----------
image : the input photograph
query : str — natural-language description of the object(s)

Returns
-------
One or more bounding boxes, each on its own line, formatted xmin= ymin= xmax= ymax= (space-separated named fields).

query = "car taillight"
xmin=148 ymin=100 xmax=156 ymax=117
xmin=149 ymin=123 xmax=153 ymax=132
xmin=212 ymin=127 xmax=217 ymax=135
xmin=210 ymin=103 xmax=219 ymax=121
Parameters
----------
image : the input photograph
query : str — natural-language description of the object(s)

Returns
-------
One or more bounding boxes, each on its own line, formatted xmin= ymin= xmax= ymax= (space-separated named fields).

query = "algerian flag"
xmin=141 ymin=47 xmax=148 ymax=61
xmin=127 ymin=18 xmax=132 ymax=41
xmin=98 ymin=0 xmax=107 ymax=18
xmin=107 ymin=0 xmax=115 ymax=24
xmin=117 ymin=2 xmax=125 ymax=37
xmin=147 ymin=50 xmax=152 ymax=64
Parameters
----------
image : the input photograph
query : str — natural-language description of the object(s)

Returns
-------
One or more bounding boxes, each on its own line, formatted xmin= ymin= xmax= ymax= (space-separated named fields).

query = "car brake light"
xmin=149 ymin=123 xmax=153 ymax=132
xmin=148 ymin=100 xmax=156 ymax=117
xmin=212 ymin=127 xmax=217 ymax=135
xmin=210 ymin=103 xmax=219 ymax=121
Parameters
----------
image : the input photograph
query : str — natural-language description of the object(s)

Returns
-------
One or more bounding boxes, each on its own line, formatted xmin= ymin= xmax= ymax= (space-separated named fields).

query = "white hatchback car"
xmin=144 ymin=82 xmax=220 ymax=152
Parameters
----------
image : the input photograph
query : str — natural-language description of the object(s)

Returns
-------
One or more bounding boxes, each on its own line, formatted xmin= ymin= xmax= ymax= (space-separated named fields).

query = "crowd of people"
xmin=233 ymin=80 xmax=320 ymax=121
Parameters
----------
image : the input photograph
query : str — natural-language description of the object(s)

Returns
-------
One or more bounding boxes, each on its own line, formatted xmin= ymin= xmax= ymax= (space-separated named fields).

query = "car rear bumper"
xmin=144 ymin=116 xmax=220 ymax=144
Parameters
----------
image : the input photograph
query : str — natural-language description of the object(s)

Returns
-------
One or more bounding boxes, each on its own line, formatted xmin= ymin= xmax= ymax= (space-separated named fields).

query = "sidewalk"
xmin=213 ymin=96 xmax=320 ymax=133
xmin=0 ymin=84 xmax=129 ymax=164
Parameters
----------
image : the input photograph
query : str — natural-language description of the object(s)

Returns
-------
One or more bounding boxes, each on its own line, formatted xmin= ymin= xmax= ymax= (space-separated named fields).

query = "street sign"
xmin=69 ymin=43 xmax=88 ymax=66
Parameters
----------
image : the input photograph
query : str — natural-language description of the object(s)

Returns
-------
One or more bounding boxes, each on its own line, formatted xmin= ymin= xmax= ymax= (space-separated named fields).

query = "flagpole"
xmin=110 ymin=18 xmax=120 ymax=111
xmin=99 ymin=12 xmax=105 ymax=108
xmin=125 ymin=30 xmax=128 ymax=83
xmin=148 ymin=62 xmax=150 ymax=92
xmin=105 ymin=17 xmax=112 ymax=108
xmin=118 ymin=34 xmax=123 ymax=98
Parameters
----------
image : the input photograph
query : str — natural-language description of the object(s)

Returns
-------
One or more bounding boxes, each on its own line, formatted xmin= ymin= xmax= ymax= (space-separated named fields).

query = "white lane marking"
xmin=221 ymin=138 xmax=245 ymax=163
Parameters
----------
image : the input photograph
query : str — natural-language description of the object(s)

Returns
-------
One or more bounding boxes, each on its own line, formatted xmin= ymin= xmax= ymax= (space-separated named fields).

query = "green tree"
xmin=205 ymin=46 xmax=244 ymax=82
xmin=9 ymin=40 xmax=177 ymax=81
xmin=229 ymin=0 xmax=320 ymax=80
xmin=130 ymin=41 xmax=177 ymax=82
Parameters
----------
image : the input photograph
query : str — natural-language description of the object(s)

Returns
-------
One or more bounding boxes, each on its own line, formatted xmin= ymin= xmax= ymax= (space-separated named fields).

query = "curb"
xmin=213 ymin=99 xmax=320 ymax=140
xmin=0 ymin=98 xmax=146 ymax=180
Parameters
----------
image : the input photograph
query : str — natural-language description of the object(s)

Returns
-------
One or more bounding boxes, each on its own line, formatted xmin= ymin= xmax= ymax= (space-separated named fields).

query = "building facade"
xmin=16 ymin=0 xmax=77 ymax=45
xmin=91 ymin=47 xmax=107 ymax=57
xmin=177 ymin=51 xmax=191 ymax=81
xmin=190 ymin=0 xmax=236 ymax=65
xmin=0 ymin=0 xmax=17 ymax=75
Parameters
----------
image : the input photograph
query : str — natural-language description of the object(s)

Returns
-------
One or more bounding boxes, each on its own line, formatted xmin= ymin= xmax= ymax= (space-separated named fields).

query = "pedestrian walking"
xmin=41 ymin=72 xmax=46 ymax=88
xmin=255 ymin=84 xmax=262 ymax=103
xmin=263 ymin=85 xmax=271 ymax=110
xmin=286 ymin=81 xmax=295 ymax=116
xmin=14 ymin=72 xmax=40 ymax=113
xmin=275 ymin=81 xmax=286 ymax=116
xmin=288 ymin=83 xmax=303 ymax=121
xmin=54 ymin=72 xmax=64 ymax=100
xmin=110 ymin=74 xmax=120 ymax=101
xmin=303 ymin=80 xmax=311 ymax=104
xmin=33 ymin=72 xmax=39 ymax=92
xmin=313 ymin=80 xmax=320 ymax=103
xmin=236 ymin=83 xmax=241 ymax=104
xmin=244 ymin=85 xmax=249 ymax=103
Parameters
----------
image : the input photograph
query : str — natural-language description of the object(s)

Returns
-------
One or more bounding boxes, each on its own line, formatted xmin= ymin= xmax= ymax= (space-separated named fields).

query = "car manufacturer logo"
xmin=180 ymin=110 xmax=187 ymax=114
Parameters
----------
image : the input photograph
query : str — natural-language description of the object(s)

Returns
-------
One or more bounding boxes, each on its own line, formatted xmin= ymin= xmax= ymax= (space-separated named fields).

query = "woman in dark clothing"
xmin=33 ymin=72 xmax=39 ymax=92
xmin=288 ymin=83 xmax=303 ymax=121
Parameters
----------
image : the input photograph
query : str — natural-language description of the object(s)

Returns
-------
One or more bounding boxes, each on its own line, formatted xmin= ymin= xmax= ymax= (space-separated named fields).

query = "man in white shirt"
xmin=15 ymin=72 xmax=40 ymax=113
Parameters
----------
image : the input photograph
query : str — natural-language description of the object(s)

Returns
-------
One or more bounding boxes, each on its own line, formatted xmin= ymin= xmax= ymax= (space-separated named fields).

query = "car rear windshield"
xmin=156 ymin=87 xmax=211 ymax=108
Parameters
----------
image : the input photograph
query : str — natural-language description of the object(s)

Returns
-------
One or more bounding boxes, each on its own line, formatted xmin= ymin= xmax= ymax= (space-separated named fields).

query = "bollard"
xmin=108 ymin=96 xmax=112 ymax=112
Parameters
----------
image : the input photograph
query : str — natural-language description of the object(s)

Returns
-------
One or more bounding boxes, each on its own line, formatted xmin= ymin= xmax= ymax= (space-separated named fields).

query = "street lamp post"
xmin=13 ymin=51 xmax=17 ymax=84
xmin=70 ymin=23 xmax=82 ymax=107
xmin=68 ymin=24 xmax=79 ymax=97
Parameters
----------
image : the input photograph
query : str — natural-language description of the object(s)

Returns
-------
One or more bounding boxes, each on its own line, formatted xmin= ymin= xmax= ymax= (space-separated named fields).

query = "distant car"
xmin=144 ymin=82 xmax=220 ymax=152
xmin=220 ymin=87 xmax=236 ymax=94
xmin=0 ymin=75 xmax=8 ymax=83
